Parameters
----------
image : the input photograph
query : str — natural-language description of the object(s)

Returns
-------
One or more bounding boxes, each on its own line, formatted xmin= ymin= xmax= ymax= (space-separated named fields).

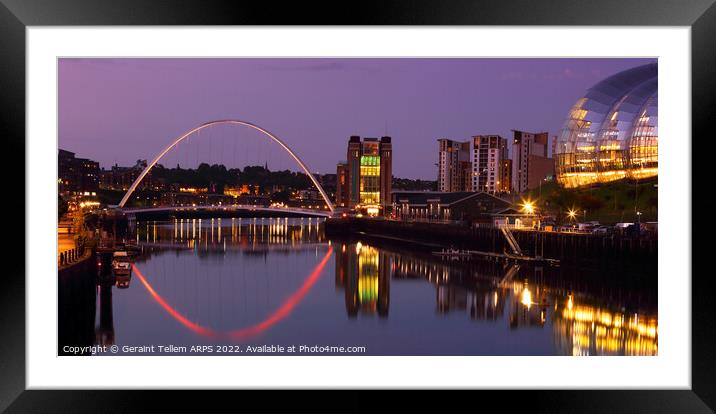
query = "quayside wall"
xmin=324 ymin=218 xmax=656 ymax=268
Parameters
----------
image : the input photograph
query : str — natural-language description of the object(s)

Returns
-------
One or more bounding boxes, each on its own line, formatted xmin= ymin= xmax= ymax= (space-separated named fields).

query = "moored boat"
xmin=111 ymin=251 xmax=132 ymax=276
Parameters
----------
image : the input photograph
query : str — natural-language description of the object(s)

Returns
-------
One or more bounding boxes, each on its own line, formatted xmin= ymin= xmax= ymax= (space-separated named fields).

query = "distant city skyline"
xmin=59 ymin=58 xmax=654 ymax=180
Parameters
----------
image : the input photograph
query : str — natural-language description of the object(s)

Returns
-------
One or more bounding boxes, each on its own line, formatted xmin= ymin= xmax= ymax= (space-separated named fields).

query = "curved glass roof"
xmin=555 ymin=63 xmax=658 ymax=187
xmin=627 ymin=92 xmax=658 ymax=175
xmin=556 ymin=63 xmax=658 ymax=155
xmin=597 ymin=77 xmax=657 ymax=147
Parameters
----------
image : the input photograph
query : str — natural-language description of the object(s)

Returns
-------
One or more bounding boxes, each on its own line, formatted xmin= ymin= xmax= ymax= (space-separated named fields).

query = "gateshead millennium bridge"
xmin=116 ymin=119 xmax=335 ymax=217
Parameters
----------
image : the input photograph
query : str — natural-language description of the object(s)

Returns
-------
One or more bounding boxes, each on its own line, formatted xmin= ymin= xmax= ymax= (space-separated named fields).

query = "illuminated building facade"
xmin=438 ymin=139 xmax=472 ymax=192
xmin=99 ymin=159 xmax=159 ymax=191
xmin=223 ymin=185 xmax=250 ymax=198
xmin=471 ymin=135 xmax=509 ymax=194
xmin=555 ymin=63 xmax=658 ymax=187
xmin=343 ymin=136 xmax=393 ymax=214
xmin=58 ymin=149 xmax=100 ymax=195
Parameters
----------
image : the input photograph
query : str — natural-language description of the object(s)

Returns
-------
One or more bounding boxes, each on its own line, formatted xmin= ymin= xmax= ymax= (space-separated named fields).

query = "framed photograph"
xmin=2 ymin=0 xmax=712 ymax=411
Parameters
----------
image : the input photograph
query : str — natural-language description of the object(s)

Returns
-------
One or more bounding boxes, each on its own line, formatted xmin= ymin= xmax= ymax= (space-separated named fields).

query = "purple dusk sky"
xmin=59 ymin=58 xmax=654 ymax=180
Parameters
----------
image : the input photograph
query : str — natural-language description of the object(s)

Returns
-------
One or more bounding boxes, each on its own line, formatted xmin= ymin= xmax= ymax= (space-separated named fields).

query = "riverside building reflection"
xmin=60 ymin=217 xmax=656 ymax=356
xmin=333 ymin=240 xmax=657 ymax=356
xmin=95 ymin=281 xmax=115 ymax=346
xmin=335 ymin=242 xmax=390 ymax=317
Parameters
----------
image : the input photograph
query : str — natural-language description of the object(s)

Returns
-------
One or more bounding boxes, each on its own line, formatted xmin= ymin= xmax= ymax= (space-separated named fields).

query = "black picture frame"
xmin=1 ymin=0 xmax=711 ymax=411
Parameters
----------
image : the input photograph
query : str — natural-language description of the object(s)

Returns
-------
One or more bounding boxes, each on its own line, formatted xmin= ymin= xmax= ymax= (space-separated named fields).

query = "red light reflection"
xmin=132 ymin=246 xmax=333 ymax=340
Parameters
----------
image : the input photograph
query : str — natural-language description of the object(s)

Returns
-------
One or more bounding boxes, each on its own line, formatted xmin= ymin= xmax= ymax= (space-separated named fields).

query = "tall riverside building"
xmin=511 ymin=130 xmax=553 ymax=193
xmin=437 ymin=139 xmax=471 ymax=192
xmin=379 ymin=137 xmax=393 ymax=210
xmin=340 ymin=136 xmax=392 ymax=215
xmin=335 ymin=162 xmax=349 ymax=207
xmin=58 ymin=149 xmax=100 ymax=195
xmin=500 ymin=159 xmax=512 ymax=194
xmin=471 ymin=135 xmax=509 ymax=194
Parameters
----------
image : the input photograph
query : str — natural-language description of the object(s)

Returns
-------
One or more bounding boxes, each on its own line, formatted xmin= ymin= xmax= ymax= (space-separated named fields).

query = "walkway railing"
xmin=122 ymin=204 xmax=332 ymax=217
xmin=390 ymin=216 xmax=466 ymax=225
xmin=473 ymin=222 xmax=532 ymax=230
xmin=58 ymin=245 xmax=87 ymax=267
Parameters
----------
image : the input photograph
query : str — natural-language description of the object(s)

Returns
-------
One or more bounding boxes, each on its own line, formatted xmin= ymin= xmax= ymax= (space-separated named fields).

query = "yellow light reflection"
xmin=521 ymin=284 xmax=532 ymax=309
xmin=558 ymin=297 xmax=657 ymax=356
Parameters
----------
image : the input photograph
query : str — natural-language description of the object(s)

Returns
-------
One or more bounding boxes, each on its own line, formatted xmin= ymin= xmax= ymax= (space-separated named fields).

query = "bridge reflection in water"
xmin=134 ymin=216 xmax=325 ymax=250
xmin=59 ymin=217 xmax=657 ymax=356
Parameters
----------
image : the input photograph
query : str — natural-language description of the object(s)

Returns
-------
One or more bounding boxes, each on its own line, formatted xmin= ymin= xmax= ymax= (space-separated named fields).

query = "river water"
xmin=60 ymin=217 xmax=657 ymax=356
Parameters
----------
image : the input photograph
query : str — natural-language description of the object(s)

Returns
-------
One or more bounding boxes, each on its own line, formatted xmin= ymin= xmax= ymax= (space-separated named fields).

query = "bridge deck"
xmin=120 ymin=204 xmax=332 ymax=218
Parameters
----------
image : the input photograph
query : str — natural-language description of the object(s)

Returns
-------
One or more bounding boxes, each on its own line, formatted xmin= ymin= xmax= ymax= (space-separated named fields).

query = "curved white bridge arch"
xmin=118 ymin=120 xmax=335 ymax=213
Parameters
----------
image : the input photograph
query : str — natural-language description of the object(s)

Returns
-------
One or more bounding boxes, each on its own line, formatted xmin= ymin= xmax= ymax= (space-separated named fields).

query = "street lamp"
xmin=521 ymin=199 xmax=538 ymax=231
xmin=522 ymin=200 xmax=535 ymax=215
xmin=567 ymin=209 xmax=577 ymax=222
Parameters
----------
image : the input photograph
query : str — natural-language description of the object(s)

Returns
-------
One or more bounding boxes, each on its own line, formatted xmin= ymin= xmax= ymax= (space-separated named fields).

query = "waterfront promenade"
xmin=58 ymin=218 xmax=75 ymax=254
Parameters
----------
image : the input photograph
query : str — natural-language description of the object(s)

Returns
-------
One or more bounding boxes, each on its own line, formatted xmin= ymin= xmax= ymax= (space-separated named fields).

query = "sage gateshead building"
xmin=555 ymin=63 xmax=658 ymax=188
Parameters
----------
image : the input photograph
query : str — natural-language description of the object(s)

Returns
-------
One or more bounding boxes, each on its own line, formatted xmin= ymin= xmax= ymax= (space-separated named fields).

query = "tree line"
xmin=151 ymin=163 xmax=314 ymax=193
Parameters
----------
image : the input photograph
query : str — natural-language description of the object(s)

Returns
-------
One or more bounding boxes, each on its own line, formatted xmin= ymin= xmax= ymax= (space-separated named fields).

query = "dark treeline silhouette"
xmin=392 ymin=177 xmax=437 ymax=191
xmin=152 ymin=163 xmax=313 ymax=193
xmin=152 ymin=163 xmax=437 ymax=193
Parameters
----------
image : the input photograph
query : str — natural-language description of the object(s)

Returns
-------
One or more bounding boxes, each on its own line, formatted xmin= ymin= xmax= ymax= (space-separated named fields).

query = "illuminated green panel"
xmin=360 ymin=155 xmax=380 ymax=166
